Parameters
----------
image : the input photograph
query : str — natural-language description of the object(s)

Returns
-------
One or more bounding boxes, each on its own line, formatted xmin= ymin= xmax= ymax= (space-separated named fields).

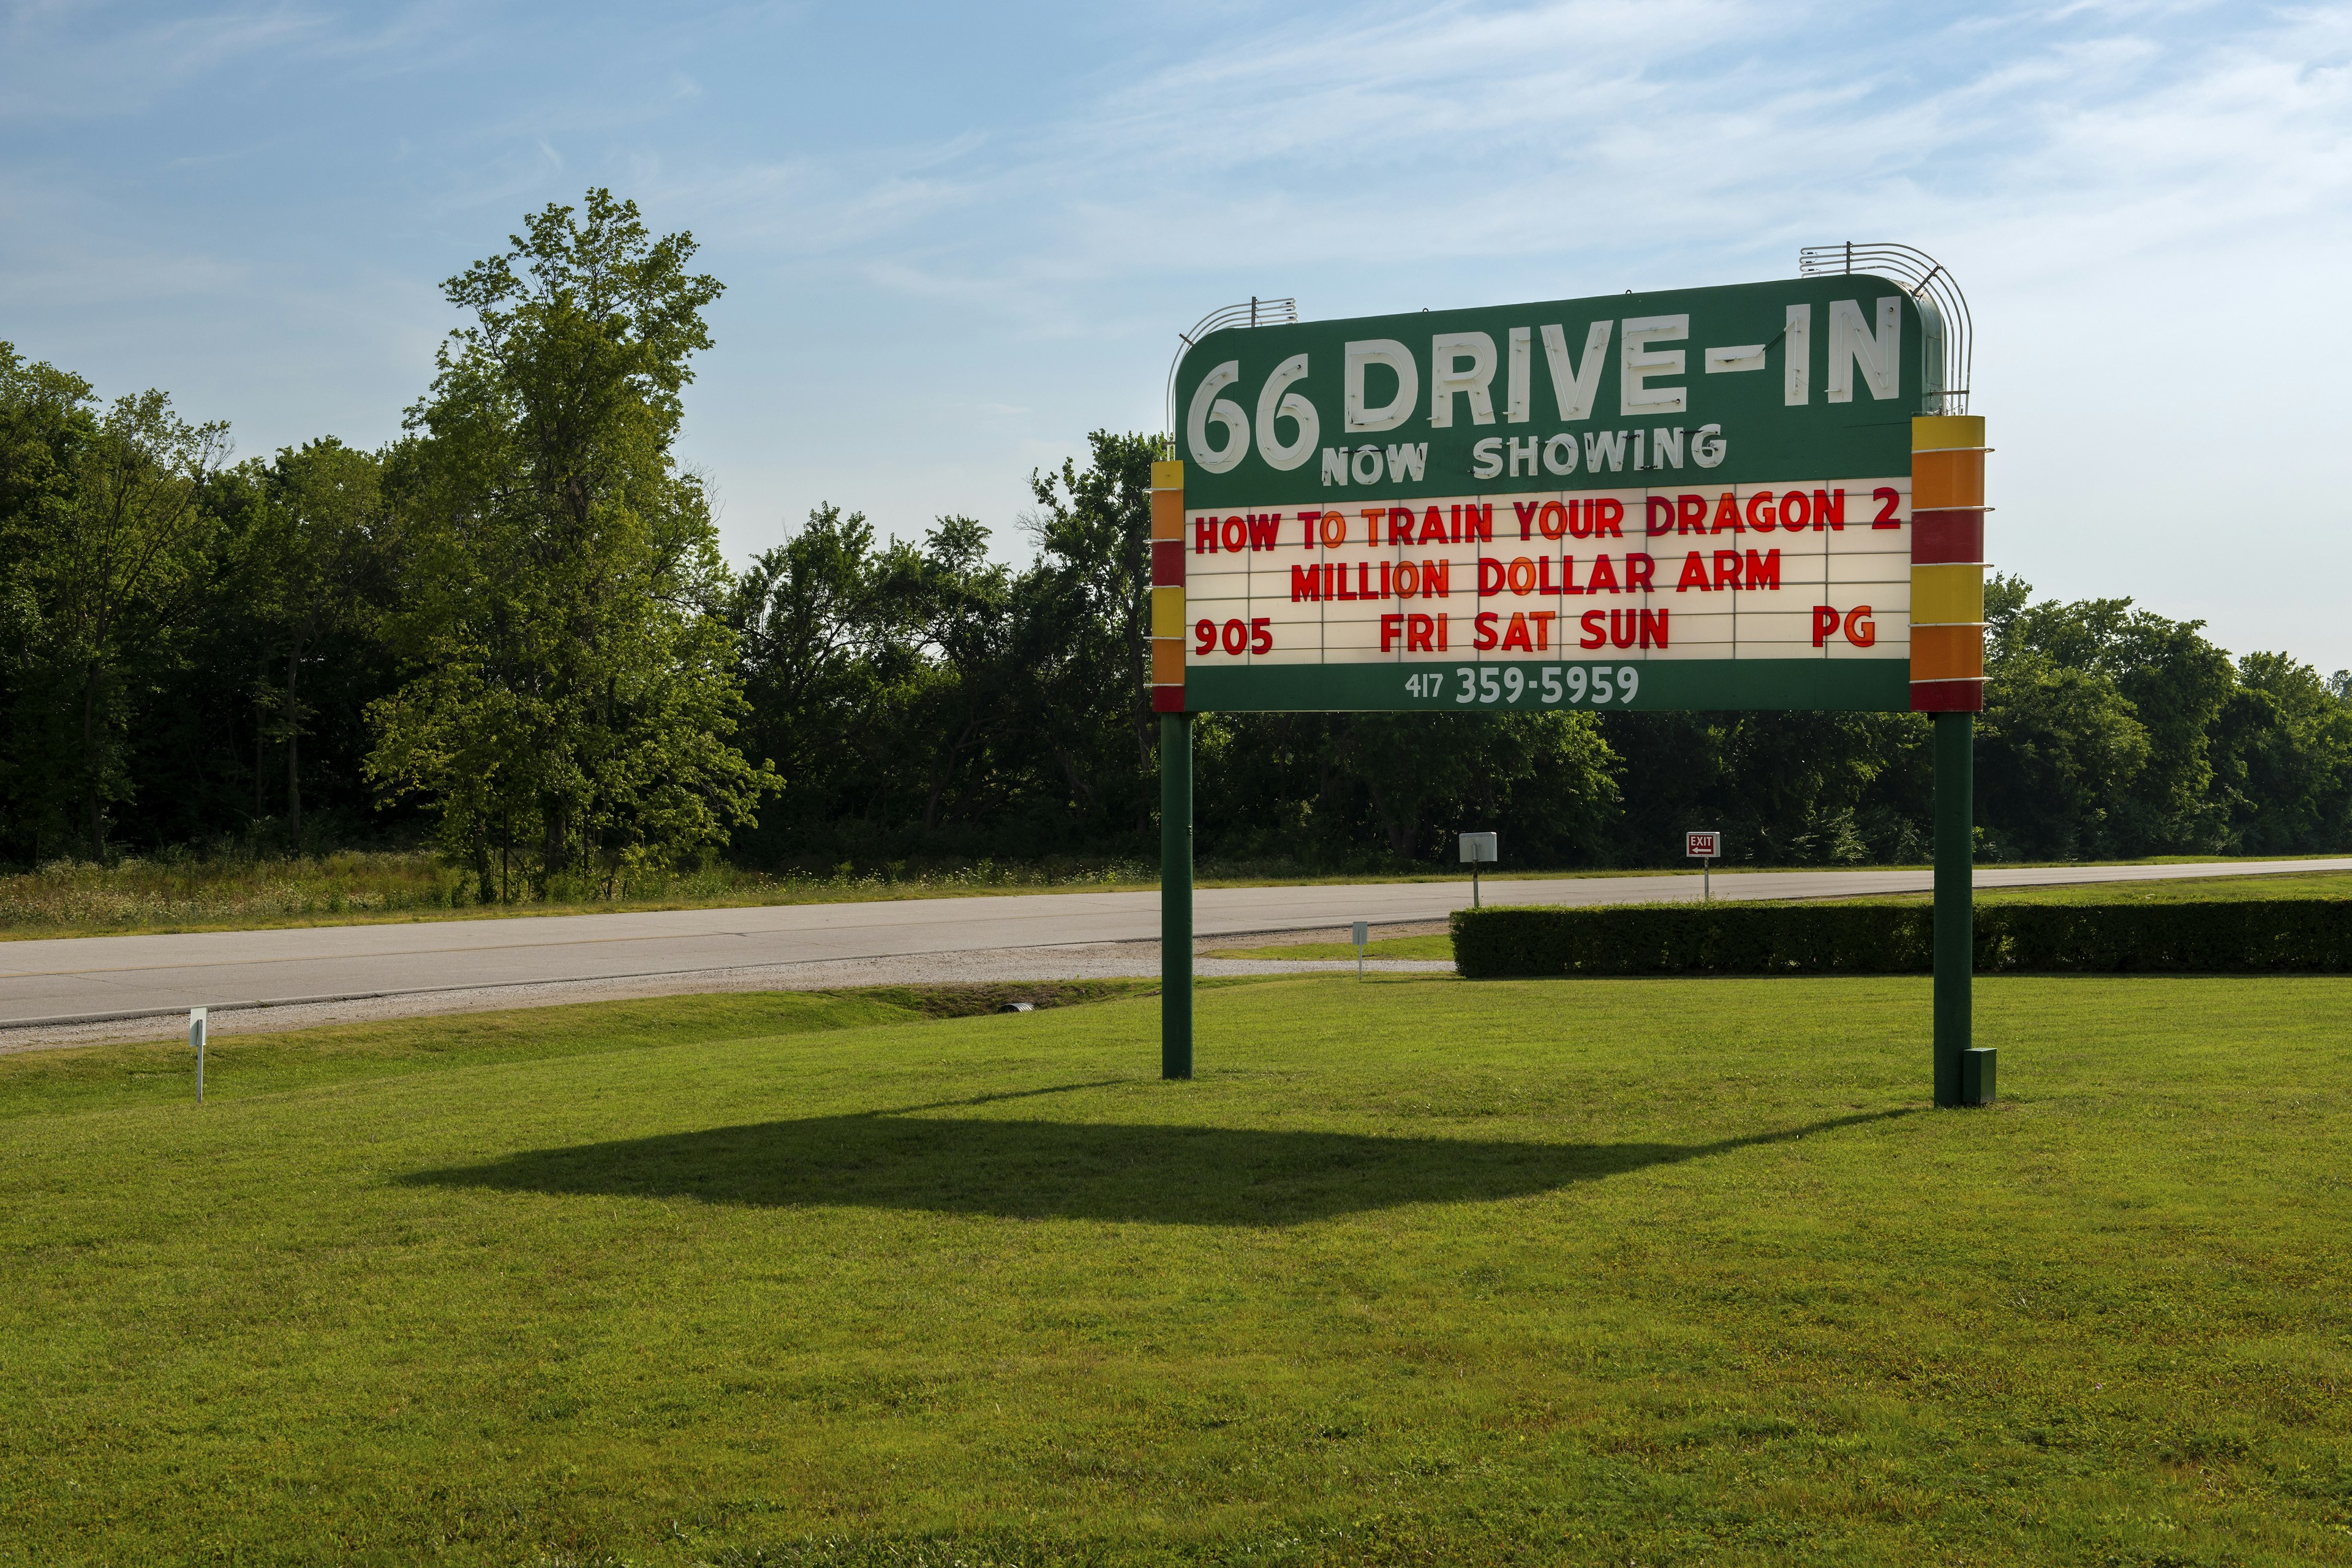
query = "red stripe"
xmin=1911 ymin=509 xmax=1984 ymax=565
xmin=1909 ymin=677 xmax=1986 ymax=712
xmin=1151 ymin=539 xmax=1186 ymax=586
xmin=1151 ymin=685 xmax=1188 ymax=713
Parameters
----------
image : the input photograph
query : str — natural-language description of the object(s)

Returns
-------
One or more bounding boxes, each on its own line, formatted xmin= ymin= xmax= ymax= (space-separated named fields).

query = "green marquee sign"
xmin=1150 ymin=276 xmax=1957 ymax=715
xmin=1145 ymin=258 xmax=1996 ymax=1109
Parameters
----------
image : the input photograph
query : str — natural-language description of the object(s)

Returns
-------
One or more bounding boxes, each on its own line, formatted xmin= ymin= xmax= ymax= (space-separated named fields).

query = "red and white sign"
xmin=1686 ymin=831 xmax=1720 ymax=859
xmin=1180 ymin=484 xmax=1911 ymax=672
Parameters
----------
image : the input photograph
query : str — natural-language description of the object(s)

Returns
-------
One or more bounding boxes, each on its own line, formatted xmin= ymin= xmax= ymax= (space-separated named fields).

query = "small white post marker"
xmin=1352 ymin=920 xmax=1369 ymax=979
xmin=189 ymin=1007 xmax=207 ymax=1103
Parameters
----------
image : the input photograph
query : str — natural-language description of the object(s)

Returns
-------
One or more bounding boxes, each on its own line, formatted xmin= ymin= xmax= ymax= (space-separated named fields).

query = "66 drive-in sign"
xmin=1145 ymin=257 xmax=1992 ymax=1100
xmin=1158 ymin=274 xmax=1956 ymax=714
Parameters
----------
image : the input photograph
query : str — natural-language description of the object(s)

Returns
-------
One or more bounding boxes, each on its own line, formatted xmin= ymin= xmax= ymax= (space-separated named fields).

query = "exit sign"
xmin=1687 ymin=831 xmax=1721 ymax=859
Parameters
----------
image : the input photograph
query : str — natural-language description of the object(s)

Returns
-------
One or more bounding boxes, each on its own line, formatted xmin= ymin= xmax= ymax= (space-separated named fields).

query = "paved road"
xmin=4 ymin=858 xmax=2345 ymax=1028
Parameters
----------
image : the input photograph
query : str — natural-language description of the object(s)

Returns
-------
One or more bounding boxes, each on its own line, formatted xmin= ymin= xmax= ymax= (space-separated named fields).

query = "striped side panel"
xmin=1149 ymin=460 xmax=1186 ymax=712
xmin=1910 ymin=416 xmax=1986 ymax=713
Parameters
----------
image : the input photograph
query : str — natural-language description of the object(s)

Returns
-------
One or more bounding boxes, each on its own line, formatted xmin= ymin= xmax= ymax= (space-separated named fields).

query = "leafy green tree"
xmin=1984 ymin=575 xmax=2236 ymax=855
xmin=1017 ymin=431 xmax=1159 ymax=838
xmin=1335 ymin=710 xmax=1619 ymax=861
xmin=2209 ymin=652 xmax=2352 ymax=853
xmin=0 ymin=345 xmax=91 ymax=861
xmin=1594 ymin=710 xmax=1926 ymax=867
xmin=21 ymin=249 xmax=2352 ymax=883
xmin=733 ymin=506 xmax=1023 ymax=861
xmin=1977 ymin=654 xmax=2149 ymax=859
xmin=903 ymin=515 xmax=1017 ymax=835
xmin=731 ymin=503 xmax=932 ymax=855
xmin=1977 ymin=573 xmax=2147 ymax=859
xmin=1994 ymin=573 xmax=2230 ymax=851
xmin=1192 ymin=707 xmax=1618 ymax=870
xmin=0 ymin=345 xmax=227 ymax=860
xmin=236 ymin=440 xmax=389 ymax=848
xmin=368 ymin=189 xmax=775 ymax=898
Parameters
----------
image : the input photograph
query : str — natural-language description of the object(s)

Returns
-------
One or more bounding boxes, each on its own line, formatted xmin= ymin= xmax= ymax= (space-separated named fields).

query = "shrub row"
xmin=1450 ymin=899 xmax=2352 ymax=978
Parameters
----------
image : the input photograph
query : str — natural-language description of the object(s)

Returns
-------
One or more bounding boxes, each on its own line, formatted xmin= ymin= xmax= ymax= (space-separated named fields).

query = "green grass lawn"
xmin=4 ymin=975 xmax=2349 ymax=1566
xmin=1964 ymin=869 xmax=2352 ymax=904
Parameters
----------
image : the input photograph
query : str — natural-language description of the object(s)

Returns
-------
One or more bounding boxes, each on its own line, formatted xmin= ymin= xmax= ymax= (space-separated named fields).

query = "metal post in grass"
xmin=1687 ymin=829 xmax=1719 ymax=901
xmin=1460 ymin=832 xmax=1496 ymax=910
xmin=189 ymin=1006 xmax=206 ymax=1103
xmin=1161 ymin=711 xmax=1193 ymax=1080
xmin=1353 ymin=920 xmax=1368 ymax=979
xmin=1933 ymin=712 xmax=1974 ymax=1107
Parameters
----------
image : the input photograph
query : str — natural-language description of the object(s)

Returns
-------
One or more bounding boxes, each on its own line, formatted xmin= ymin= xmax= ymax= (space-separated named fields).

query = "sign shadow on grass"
xmin=402 ymin=1090 xmax=1916 ymax=1227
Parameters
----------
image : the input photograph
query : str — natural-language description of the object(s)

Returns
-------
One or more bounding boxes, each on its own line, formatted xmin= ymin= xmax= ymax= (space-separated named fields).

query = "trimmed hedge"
xmin=1450 ymin=899 xmax=2352 ymax=978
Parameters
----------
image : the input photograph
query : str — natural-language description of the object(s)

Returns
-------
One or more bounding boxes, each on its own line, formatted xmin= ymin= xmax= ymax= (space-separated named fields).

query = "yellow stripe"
xmin=1912 ymin=564 xmax=1985 ymax=625
xmin=1151 ymin=460 xmax=1185 ymax=490
xmin=1912 ymin=415 xmax=1985 ymax=453
xmin=1150 ymin=585 xmax=1186 ymax=638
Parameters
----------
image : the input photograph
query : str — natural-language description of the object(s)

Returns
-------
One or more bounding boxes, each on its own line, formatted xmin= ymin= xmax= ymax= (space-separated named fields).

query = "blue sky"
xmin=5 ymin=1 xmax=2348 ymax=668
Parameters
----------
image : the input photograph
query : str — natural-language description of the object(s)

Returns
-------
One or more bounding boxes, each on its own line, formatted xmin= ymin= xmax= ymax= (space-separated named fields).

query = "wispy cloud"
xmin=0 ymin=2 xmax=334 ymax=119
xmin=686 ymin=0 xmax=2346 ymax=322
xmin=1 ymin=0 xmax=2345 ymax=657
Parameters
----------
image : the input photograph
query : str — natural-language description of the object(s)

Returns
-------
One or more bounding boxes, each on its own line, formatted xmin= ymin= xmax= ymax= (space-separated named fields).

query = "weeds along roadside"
xmin=0 ymin=850 xmax=1167 ymax=938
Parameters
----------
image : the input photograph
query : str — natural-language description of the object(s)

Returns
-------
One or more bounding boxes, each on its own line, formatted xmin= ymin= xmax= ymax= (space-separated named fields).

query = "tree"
xmin=239 ymin=440 xmax=388 ymax=848
xmin=731 ymin=503 xmax=929 ymax=855
xmin=1976 ymin=573 xmax=2147 ymax=859
xmin=731 ymin=505 xmax=1028 ymax=862
xmin=1591 ymin=709 xmax=1926 ymax=867
xmin=1019 ymin=432 xmax=1159 ymax=837
xmin=2209 ymin=652 xmax=2352 ymax=853
xmin=1977 ymin=652 xmax=2149 ymax=859
xmin=903 ymin=515 xmax=1017 ymax=835
xmin=19 ymin=273 xmax=2352 ymax=880
xmin=1334 ymin=710 xmax=1618 ymax=861
xmin=1986 ymin=575 xmax=2235 ymax=855
xmin=368 ymin=189 xmax=775 ymax=898
xmin=0 ymin=344 xmax=227 ymax=860
xmin=0 ymin=346 xmax=90 ymax=861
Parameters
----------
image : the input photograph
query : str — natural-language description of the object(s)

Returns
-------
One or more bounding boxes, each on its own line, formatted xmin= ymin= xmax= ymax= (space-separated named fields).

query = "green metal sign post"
xmin=1933 ymin=711 xmax=1974 ymax=1106
xmin=1159 ymin=711 xmax=1193 ymax=1080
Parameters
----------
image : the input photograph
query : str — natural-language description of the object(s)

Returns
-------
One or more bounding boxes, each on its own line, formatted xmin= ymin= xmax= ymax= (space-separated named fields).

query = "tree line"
xmin=5 ymin=190 xmax=2350 ymax=893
